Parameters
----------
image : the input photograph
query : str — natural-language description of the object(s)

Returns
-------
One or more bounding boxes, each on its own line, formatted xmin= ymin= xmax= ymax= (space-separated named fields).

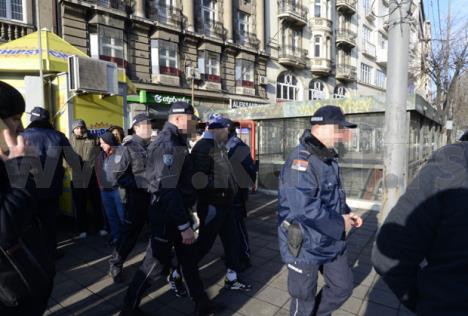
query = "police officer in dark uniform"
xmin=278 ymin=106 xmax=363 ymax=316
xmin=109 ymin=113 xmax=152 ymax=282
xmin=225 ymin=119 xmax=256 ymax=270
xmin=120 ymin=102 xmax=221 ymax=316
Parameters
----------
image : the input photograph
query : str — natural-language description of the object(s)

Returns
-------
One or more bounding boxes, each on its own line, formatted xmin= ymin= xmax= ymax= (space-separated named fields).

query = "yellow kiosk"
xmin=0 ymin=29 xmax=135 ymax=215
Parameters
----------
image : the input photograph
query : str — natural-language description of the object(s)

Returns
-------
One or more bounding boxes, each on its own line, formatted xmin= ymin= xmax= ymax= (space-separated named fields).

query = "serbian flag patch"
xmin=291 ymin=159 xmax=308 ymax=171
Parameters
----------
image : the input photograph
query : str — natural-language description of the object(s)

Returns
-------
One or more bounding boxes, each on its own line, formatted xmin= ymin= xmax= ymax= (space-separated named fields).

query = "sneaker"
xmin=224 ymin=278 xmax=252 ymax=291
xmin=77 ymin=232 xmax=87 ymax=239
xmin=99 ymin=230 xmax=108 ymax=236
xmin=167 ymin=273 xmax=187 ymax=298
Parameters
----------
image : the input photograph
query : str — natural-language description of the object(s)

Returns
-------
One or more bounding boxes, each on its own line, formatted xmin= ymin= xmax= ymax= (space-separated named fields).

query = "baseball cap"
xmin=30 ymin=106 xmax=50 ymax=122
xmin=132 ymin=113 xmax=151 ymax=127
xmin=207 ymin=113 xmax=229 ymax=130
xmin=169 ymin=101 xmax=199 ymax=120
xmin=310 ymin=105 xmax=357 ymax=128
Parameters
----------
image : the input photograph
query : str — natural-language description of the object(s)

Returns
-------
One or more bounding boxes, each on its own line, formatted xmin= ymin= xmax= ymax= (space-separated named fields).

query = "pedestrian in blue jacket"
xmin=278 ymin=105 xmax=363 ymax=316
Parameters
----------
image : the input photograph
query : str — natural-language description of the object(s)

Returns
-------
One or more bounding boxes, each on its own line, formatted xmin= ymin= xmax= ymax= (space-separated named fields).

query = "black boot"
xmin=119 ymin=306 xmax=147 ymax=316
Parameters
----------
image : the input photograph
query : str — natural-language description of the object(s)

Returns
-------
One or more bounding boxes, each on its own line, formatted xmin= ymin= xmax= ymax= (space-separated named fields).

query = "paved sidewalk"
xmin=46 ymin=193 xmax=414 ymax=316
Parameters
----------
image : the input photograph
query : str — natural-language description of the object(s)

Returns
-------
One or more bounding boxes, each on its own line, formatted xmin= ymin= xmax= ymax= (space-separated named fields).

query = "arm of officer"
xmin=282 ymin=157 xmax=344 ymax=241
xmin=111 ymin=145 xmax=132 ymax=187
xmin=372 ymin=147 xmax=451 ymax=312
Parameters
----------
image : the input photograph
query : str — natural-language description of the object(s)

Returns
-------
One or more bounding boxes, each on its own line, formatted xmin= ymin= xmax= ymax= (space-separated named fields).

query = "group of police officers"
xmin=1 ymin=79 xmax=368 ymax=316
xmin=106 ymin=102 xmax=257 ymax=316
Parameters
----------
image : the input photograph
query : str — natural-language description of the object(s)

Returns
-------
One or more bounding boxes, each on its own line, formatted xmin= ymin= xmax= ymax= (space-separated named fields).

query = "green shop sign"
xmin=127 ymin=90 xmax=191 ymax=105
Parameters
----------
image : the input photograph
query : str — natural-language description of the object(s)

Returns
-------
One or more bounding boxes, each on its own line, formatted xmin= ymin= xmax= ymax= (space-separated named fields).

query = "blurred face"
xmin=212 ymin=127 xmax=229 ymax=144
xmin=73 ymin=126 xmax=86 ymax=137
xmin=2 ymin=114 xmax=24 ymax=135
xmin=169 ymin=114 xmax=197 ymax=136
xmin=312 ymin=124 xmax=352 ymax=148
xmin=99 ymin=138 xmax=111 ymax=154
xmin=111 ymin=129 xmax=122 ymax=143
xmin=133 ymin=121 xmax=152 ymax=140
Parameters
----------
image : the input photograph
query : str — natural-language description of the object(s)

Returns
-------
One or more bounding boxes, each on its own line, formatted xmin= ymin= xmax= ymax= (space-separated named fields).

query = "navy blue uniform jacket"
xmin=278 ymin=129 xmax=350 ymax=265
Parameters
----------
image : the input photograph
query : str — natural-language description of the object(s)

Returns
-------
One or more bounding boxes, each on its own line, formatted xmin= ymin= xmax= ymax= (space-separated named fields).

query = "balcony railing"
xmin=0 ymin=18 xmax=34 ymax=42
xmin=278 ymin=0 xmax=308 ymax=26
xmin=310 ymin=17 xmax=333 ymax=32
xmin=278 ymin=45 xmax=308 ymax=68
xmin=234 ymin=31 xmax=260 ymax=49
xmin=196 ymin=18 xmax=225 ymax=39
xmin=336 ymin=0 xmax=357 ymax=14
xmin=310 ymin=57 xmax=332 ymax=74
xmin=92 ymin=0 xmax=127 ymax=10
xmin=361 ymin=40 xmax=376 ymax=58
xmin=149 ymin=5 xmax=183 ymax=25
xmin=336 ymin=64 xmax=357 ymax=81
xmin=336 ymin=28 xmax=357 ymax=47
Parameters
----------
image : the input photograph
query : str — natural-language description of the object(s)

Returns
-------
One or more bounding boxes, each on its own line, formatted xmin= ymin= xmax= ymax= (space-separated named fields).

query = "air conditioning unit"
xmin=258 ymin=75 xmax=268 ymax=85
xmin=68 ymin=55 xmax=119 ymax=95
xmin=186 ymin=67 xmax=201 ymax=80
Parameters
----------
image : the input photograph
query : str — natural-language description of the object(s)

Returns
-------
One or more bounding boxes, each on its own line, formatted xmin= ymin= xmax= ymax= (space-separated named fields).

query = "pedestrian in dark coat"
xmin=372 ymin=142 xmax=468 ymax=316
xmin=225 ymin=119 xmax=256 ymax=270
xmin=0 ymin=81 xmax=54 ymax=316
xmin=22 ymin=106 xmax=80 ymax=259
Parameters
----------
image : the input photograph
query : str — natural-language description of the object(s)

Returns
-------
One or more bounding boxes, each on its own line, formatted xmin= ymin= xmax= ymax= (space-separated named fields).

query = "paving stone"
xmin=255 ymin=286 xmax=290 ymax=307
xmin=352 ymin=285 xmax=370 ymax=300
xmin=367 ymin=288 xmax=400 ymax=308
xmin=359 ymin=301 xmax=398 ymax=316
xmin=238 ymin=297 xmax=281 ymax=316
xmin=333 ymin=309 xmax=358 ymax=316
xmin=341 ymin=296 xmax=364 ymax=314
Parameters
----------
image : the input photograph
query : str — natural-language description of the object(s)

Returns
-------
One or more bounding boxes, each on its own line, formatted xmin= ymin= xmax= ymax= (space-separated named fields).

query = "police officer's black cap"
xmin=310 ymin=105 xmax=357 ymax=128
xmin=0 ymin=81 xmax=25 ymax=119
xmin=169 ymin=101 xmax=199 ymax=120
xmin=30 ymin=106 xmax=50 ymax=122
xmin=132 ymin=113 xmax=151 ymax=127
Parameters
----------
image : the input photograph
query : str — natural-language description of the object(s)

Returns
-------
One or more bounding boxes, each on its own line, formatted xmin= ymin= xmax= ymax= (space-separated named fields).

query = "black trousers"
xmin=233 ymin=198 xmax=251 ymax=267
xmin=197 ymin=202 xmax=242 ymax=272
xmin=71 ymin=171 xmax=104 ymax=233
xmin=123 ymin=194 xmax=206 ymax=310
xmin=36 ymin=197 xmax=60 ymax=259
xmin=111 ymin=189 xmax=150 ymax=266
xmin=287 ymin=253 xmax=353 ymax=316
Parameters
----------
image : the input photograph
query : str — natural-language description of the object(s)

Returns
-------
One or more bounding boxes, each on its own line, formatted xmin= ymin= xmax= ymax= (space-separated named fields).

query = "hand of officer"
xmin=342 ymin=214 xmax=353 ymax=232
xmin=349 ymin=213 xmax=363 ymax=228
xmin=181 ymin=228 xmax=196 ymax=245
xmin=0 ymin=129 xmax=26 ymax=160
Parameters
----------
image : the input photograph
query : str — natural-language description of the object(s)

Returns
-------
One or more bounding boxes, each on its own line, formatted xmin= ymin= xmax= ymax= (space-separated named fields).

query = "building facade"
xmin=55 ymin=0 xmax=270 ymax=124
xmin=264 ymin=0 xmax=432 ymax=104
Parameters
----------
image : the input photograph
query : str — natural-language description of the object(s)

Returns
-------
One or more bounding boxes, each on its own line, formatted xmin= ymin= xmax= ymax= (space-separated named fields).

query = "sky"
xmin=423 ymin=0 xmax=468 ymax=39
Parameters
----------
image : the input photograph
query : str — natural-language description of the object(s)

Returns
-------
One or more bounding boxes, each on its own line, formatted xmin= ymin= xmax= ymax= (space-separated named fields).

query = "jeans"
xmin=100 ymin=189 xmax=124 ymax=242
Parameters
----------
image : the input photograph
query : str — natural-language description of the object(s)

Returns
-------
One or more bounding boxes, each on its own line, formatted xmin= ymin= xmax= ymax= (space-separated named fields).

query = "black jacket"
xmin=111 ymin=135 xmax=150 ymax=191
xmin=146 ymin=122 xmax=195 ymax=232
xmin=372 ymin=142 xmax=468 ymax=315
xmin=191 ymin=132 xmax=237 ymax=207
xmin=226 ymin=133 xmax=256 ymax=205
xmin=0 ymin=157 xmax=54 ymax=309
xmin=22 ymin=120 xmax=78 ymax=198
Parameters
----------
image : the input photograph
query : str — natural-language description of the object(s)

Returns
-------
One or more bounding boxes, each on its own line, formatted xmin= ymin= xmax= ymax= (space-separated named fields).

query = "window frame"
xmin=309 ymin=80 xmax=326 ymax=100
xmin=235 ymin=59 xmax=254 ymax=88
xmin=89 ymin=25 xmax=127 ymax=68
xmin=314 ymin=0 xmax=321 ymax=18
xmin=151 ymin=39 xmax=179 ymax=76
xmin=360 ymin=63 xmax=373 ymax=85
xmin=0 ymin=0 xmax=25 ymax=22
xmin=198 ymin=51 xmax=221 ymax=83
xmin=314 ymin=36 xmax=321 ymax=57
xmin=277 ymin=73 xmax=299 ymax=101
xmin=375 ymin=69 xmax=386 ymax=88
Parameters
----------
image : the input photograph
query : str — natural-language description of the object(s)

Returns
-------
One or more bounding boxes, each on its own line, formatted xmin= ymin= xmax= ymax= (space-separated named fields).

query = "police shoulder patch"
xmin=114 ymin=154 xmax=122 ymax=164
xmin=163 ymin=154 xmax=174 ymax=166
xmin=291 ymin=159 xmax=308 ymax=172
